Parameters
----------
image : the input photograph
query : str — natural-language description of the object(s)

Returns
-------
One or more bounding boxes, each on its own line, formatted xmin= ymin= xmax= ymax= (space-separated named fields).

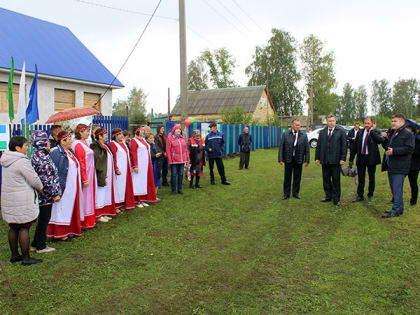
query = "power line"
xmin=74 ymin=0 xmax=212 ymax=45
xmin=74 ymin=0 xmax=177 ymax=21
xmin=214 ymin=0 xmax=251 ymax=33
xmin=200 ymin=0 xmax=248 ymax=38
xmin=229 ymin=0 xmax=269 ymax=35
xmin=94 ymin=0 xmax=162 ymax=107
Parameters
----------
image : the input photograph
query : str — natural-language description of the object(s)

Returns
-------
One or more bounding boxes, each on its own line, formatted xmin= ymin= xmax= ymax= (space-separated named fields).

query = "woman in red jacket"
xmin=166 ymin=125 xmax=190 ymax=194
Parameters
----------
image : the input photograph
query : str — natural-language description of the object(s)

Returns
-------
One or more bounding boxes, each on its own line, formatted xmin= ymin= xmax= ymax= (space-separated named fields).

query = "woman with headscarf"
xmin=73 ymin=124 xmax=97 ymax=228
xmin=166 ymin=125 xmax=190 ymax=194
xmin=48 ymin=131 xmax=84 ymax=241
xmin=130 ymin=126 xmax=157 ymax=206
xmin=109 ymin=128 xmax=135 ymax=211
xmin=90 ymin=128 xmax=117 ymax=221
xmin=30 ymin=131 xmax=62 ymax=253
xmin=188 ymin=129 xmax=206 ymax=189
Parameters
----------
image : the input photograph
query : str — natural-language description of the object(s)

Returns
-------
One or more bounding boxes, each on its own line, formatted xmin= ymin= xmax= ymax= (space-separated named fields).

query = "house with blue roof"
xmin=0 ymin=8 xmax=123 ymax=123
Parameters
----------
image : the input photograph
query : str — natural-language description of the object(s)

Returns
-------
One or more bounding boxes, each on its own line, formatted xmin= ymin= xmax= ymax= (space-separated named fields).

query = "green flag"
xmin=7 ymin=56 xmax=15 ymax=123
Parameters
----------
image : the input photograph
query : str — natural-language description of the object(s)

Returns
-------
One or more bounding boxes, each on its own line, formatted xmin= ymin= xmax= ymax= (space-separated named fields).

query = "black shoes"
xmin=221 ymin=181 xmax=231 ymax=185
xmin=195 ymin=184 xmax=203 ymax=188
xmin=333 ymin=201 xmax=341 ymax=206
xmin=211 ymin=181 xmax=216 ymax=185
xmin=178 ymin=191 xmax=183 ymax=194
xmin=382 ymin=211 xmax=401 ymax=218
xmin=10 ymin=255 xmax=23 ymax=263
xmin=352 ymin=196 xmax=364 ymax=203
xmin=293 ymin=195 xmax=301 ymax=199
xmin=22 ymin=258 xmax=43 ymax=266
xmin=282 ymin=195 xmax=290 ymax=200
xmin=321 ymin=198 xmax=332 ymax=202
xmin=368 ymin=196 xmax=373 ymax=202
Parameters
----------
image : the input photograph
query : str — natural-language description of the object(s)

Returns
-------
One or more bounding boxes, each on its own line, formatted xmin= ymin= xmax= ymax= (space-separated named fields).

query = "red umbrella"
xmin=45 ymin=107 xmax=101 ymax=124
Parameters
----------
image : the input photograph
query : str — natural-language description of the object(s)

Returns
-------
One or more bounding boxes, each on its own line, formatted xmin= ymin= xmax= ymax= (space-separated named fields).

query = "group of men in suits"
xmin=278 ymin=113 xmax=417 ymax=218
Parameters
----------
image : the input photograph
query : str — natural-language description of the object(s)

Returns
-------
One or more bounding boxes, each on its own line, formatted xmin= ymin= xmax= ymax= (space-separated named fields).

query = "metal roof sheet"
xmin=0 ymin=8 xmax=123 ymax=87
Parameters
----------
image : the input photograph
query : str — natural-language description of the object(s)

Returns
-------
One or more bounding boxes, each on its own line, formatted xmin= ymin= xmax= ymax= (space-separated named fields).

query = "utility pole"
xmin=167 ymin=87 xmax=171 ymax=120
xmin=179 ymin=0 xmax=188 ymax=133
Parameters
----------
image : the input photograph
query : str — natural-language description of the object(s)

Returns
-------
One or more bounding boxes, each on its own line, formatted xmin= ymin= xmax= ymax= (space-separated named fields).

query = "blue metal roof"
xmin=0 ymin=8 xmax=123 ymax=87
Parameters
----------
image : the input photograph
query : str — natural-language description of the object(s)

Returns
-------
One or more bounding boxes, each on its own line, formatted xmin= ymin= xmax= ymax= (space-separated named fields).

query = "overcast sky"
xmin=1 ymin=0 xmax=419 ymax=115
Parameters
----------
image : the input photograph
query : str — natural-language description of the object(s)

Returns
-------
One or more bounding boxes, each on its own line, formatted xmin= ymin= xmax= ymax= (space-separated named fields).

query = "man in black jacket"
xmin=347 ymin=122 xmax=361 ymax=157
xmin=278 ymin=119 xmax=310 ymax=199
xmin=349 ymin=117 xmax=383 ymax=202
xmin=381 ymin=114 xmax=415 ymax=218
xmin=406 ymin=125 xmax=420 ymax=206
xmin=315 ymin=114 xmax=347 ymax=206
xmin=238 ymin=127 xmax=252 ymax=170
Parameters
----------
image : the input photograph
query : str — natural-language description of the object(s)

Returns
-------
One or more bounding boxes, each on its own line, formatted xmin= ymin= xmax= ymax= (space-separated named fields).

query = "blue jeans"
xmin=171 ymin=164 xmax=184 ymax=193
xmin=388 ymin=173 xmax=406 ymax=215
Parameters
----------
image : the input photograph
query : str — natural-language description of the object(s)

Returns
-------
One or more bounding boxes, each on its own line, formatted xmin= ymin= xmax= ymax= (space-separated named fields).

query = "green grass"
xmin=0 ymin=149 xmax=419 ymax=314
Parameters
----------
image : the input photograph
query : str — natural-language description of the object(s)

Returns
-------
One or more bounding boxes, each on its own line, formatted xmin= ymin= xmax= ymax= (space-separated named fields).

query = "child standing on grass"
xmin=146 ymin=133 xmax=163 ymax=196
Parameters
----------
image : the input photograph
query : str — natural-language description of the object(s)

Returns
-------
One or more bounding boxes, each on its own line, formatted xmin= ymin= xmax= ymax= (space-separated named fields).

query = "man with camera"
xmin=349 ymin=117 xmax=383 ymax=202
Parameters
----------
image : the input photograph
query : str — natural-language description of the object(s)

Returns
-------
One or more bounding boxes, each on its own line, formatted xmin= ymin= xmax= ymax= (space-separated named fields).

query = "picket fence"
xmin=165 ymin=121 xmax=282 ymax=155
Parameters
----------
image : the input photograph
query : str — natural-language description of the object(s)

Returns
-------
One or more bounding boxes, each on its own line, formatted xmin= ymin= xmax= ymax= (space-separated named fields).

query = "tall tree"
xmin=370 ymin=79 xmax=392 ymax=116
xmin=187 ymin=59 xmax=208 ymax=91
xmin=301 ymin=34 xmax=336 ymax=123
xmin=336 ymin=83 xmax=355 ymax=124
xmin=354 ymin=85 xmax=368 ymax=121
xmin=112 ymin=87 xmax=147 ymax=125
xmin=201 ymin=48 xmax=237 ymax=88
xmin=392 ymin=78 xmax=419 ymax=118
xmin=245 ymin=28 xmax=302 ymax=116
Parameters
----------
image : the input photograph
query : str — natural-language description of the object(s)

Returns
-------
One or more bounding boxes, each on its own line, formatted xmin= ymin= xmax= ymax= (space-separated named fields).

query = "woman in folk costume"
xmin=166 ymin=124 xmax=190 ymax=194
xmin=130 ymin=126 xmax=157 ymax=207
xmin=188 ymin=129 xmax=206 ymax=189
xmin=72 ymin=124 xmax=97 ymax=229
xmin=109 ymin=128 xmax=135 ymax=211
xmin=48 ymin=131 xmax=84 ymax=241
xmin=90 ymin=128 xmax=117 ymax=222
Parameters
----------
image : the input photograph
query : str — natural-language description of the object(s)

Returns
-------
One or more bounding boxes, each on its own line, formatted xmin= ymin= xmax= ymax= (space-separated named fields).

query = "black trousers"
xmin=408 ymin=169 xmax=419 ymax=203
xmin=208 ymin=158 xmax=227 ymax=182
xmin=161 ymin=158 xmax=169 ymax=185
xmin=322 ymin=164 xmax=341 ymax=202
xmin=356 ymin=155 xmax=377 ymax=198
xmin=283 ymin=158 xmax=303 ymax=197
xmin=31 ymin=204 xmax=53 ymax=250
xmin=239 ymin=152 xmax=250 ymax=169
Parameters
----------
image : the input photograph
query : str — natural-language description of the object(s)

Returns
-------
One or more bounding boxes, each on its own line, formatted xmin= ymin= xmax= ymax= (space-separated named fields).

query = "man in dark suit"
xmin=406 ymin=125 xmax=420 ymax=206
xmin=278 ymin=119 xmax=310 ymax=199
xmin=315 ymin=114 xmax=347 ymax=206
xmin=381 ymin=113 xmax=415 ymax=218
xmin=349 ymin=117 xmax=383 ymax=202
xmin=347 ymin=122 xmax=361 ymax=157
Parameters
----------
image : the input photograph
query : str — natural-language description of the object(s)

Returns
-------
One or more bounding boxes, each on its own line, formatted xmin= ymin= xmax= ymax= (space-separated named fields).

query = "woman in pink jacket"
xmin=166 ymin=125 xmax=190 ymax=194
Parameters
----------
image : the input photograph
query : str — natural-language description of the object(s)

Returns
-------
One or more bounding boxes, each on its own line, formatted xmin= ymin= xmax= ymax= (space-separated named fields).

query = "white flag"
xmin=16 ymin=62 xmax=26 ymax=125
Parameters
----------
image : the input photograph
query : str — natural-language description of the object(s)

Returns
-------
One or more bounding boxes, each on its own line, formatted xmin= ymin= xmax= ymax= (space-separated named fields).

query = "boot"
xmin=195 ymin=175 xmax=202 ymax=188
xmin=189 ymin=178 xmax=195 ymax=189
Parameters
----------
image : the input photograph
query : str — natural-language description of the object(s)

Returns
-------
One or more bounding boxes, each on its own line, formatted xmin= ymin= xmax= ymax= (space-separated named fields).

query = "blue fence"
xmin=165 ymin=121 xmax=281 ymax=155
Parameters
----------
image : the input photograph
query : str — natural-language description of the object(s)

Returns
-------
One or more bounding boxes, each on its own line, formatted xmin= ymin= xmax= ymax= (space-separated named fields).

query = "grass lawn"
xmin=0 ymin=148 xmax=419 ymax=314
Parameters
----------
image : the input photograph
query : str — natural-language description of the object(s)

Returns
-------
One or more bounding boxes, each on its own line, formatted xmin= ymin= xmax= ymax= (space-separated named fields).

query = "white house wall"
xmin=0 ymin=72 xmax=113 ymax=124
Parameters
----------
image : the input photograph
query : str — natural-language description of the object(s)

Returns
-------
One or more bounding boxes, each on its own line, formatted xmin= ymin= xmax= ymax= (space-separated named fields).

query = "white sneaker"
xmin=30 ymin=246 xmax=36 ymax=252
xmin=98 ymin=217 xmax=109 ymax=223
xmin=142 ymin=202 xmax=149 ymax=207
xmin=36 ymin=246 xmax=56 ymax=254
xmin=104 ymin=216 xmax=112 ymax=220
xmin=116 ymin=209 xmax=121 ymax=214
xmin=136 ymin=204 xmax=144 ymax=208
